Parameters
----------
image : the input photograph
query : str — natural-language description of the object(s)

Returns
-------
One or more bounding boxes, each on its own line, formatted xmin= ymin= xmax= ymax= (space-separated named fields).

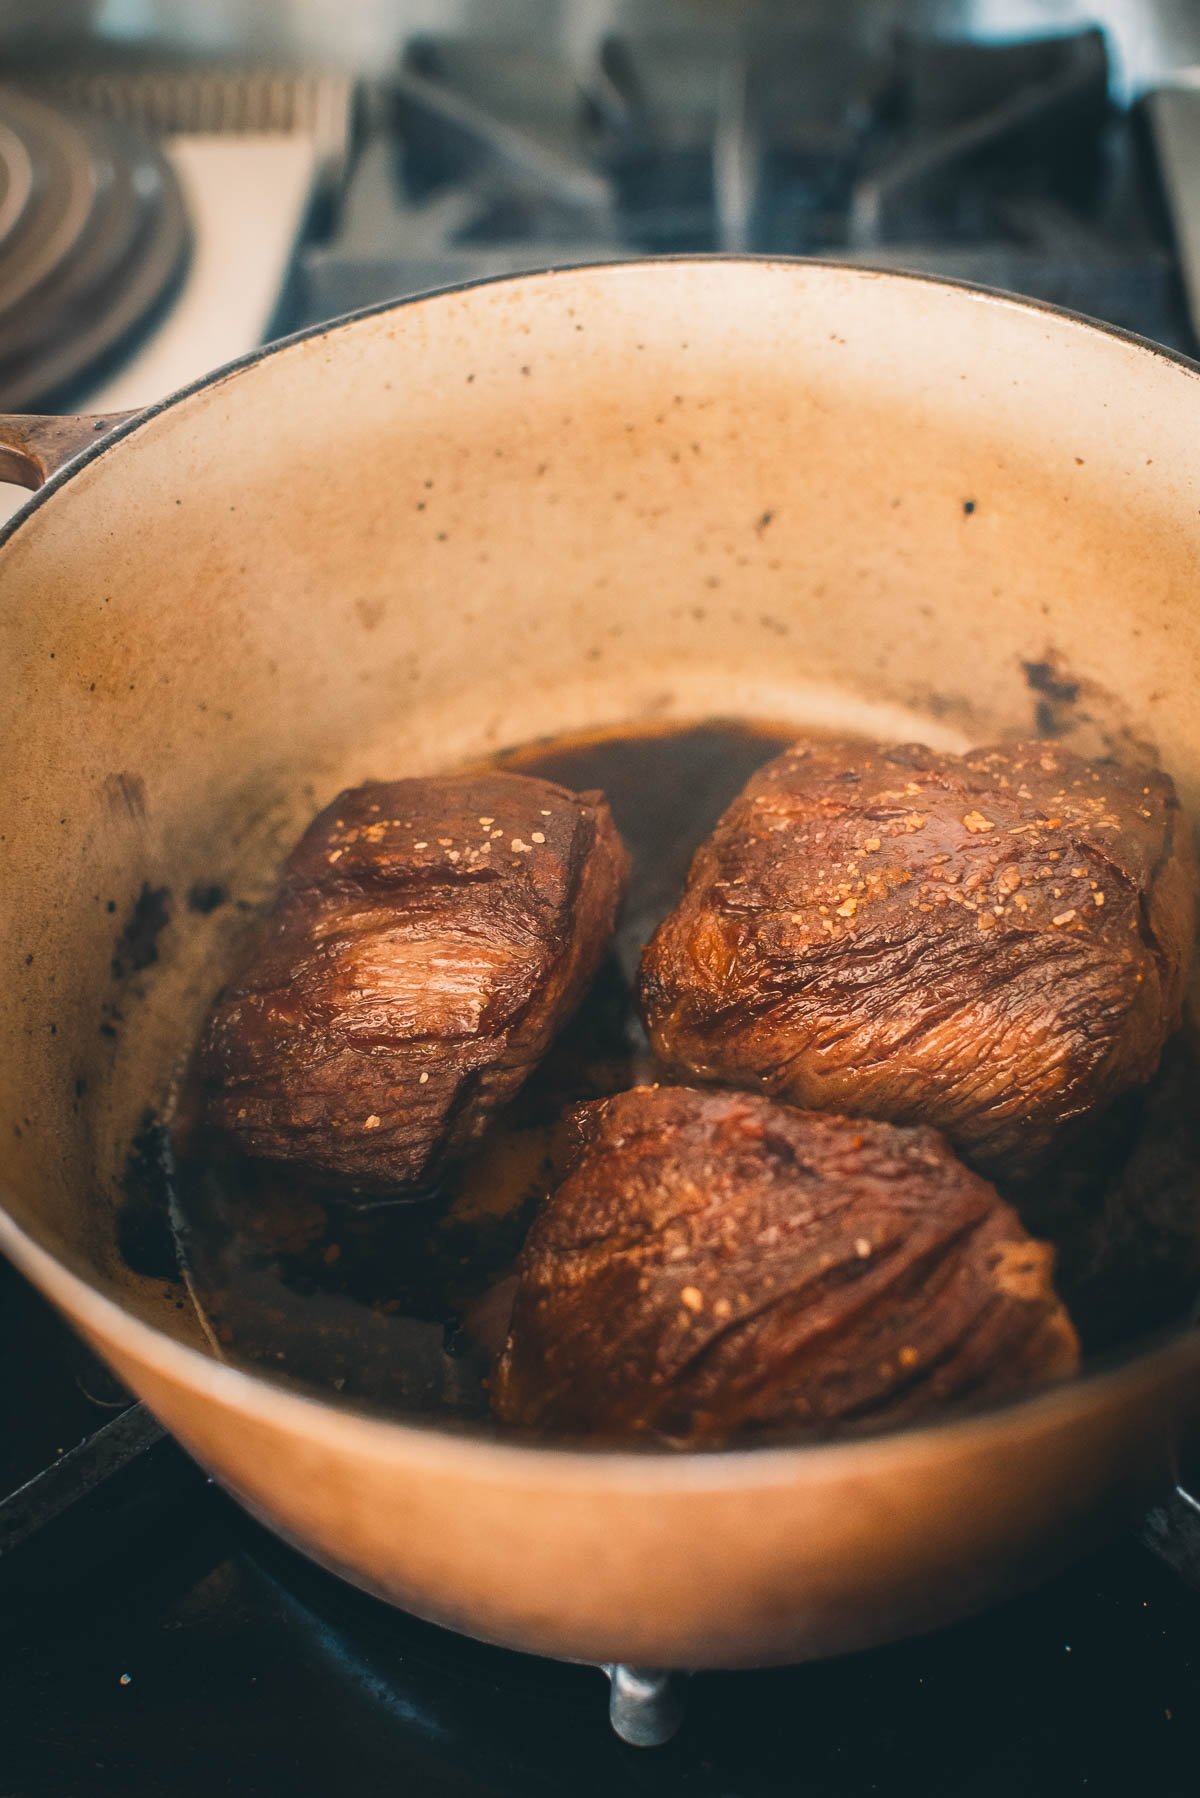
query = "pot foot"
xmin=603 ymin=1663 xmax=689 ymax=1747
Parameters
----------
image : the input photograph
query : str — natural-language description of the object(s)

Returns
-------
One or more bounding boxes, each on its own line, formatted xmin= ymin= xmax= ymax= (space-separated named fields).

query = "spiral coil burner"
xmin=0 ymin=86 xmax=190 ymax=410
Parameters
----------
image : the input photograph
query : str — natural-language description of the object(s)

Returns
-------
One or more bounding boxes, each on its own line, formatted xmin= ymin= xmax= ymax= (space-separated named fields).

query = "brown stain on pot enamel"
xmin=1020 ymin=647 xmax=1162 ymax=763
xmin=103 ymin=771 xmax=148 ymax=823
xmin=355 ymin=597 xmax=387 ymax=632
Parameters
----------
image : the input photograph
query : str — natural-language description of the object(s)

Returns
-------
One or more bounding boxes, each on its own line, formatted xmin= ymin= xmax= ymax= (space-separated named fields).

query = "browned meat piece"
xmin=492 ymin=1086 xmax=1079 ymax=1444
xmin=638 ymin=739 xmax=1195 ymax=1181
xmin=201 ymin=774 xmax=628 ymax=1193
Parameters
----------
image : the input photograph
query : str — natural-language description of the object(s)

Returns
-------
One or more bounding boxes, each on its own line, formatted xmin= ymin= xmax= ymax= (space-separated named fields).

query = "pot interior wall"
xmin=2 ymin=260 xmax=1199 ymax=1356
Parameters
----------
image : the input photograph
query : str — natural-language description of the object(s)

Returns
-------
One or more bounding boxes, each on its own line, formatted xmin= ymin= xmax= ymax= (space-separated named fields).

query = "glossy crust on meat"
xmin=491 ymin=1086 xmax=1079 ymax=1444
xmin=201 ymin=774 xmax=629 ymax=1192
xmin=638 ymin=739 xmax=1196 ymax=1180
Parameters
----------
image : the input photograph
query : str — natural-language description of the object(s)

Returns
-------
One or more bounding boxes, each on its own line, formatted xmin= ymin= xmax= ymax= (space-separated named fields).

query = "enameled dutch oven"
xmin=1 ymin=259 xmax=1198 ymax=1668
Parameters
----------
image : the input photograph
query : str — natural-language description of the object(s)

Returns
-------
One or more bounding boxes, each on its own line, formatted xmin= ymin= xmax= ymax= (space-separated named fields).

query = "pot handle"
xmin=0 ymin=410 xmax=139 ymax=490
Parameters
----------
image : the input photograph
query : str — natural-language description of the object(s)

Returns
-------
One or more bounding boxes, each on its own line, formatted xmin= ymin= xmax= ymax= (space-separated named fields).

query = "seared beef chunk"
xmin=201 ymin=774 xmax=628 ymax=1193
xmin=638 ymin=740 xmax=1195 ymax=1181
xmin=492 ymin=1086 xmax=1079 ymax=1444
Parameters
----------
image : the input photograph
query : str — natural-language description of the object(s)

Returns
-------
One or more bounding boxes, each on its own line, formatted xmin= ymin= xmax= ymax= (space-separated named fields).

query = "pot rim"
xmin=2 ymin=252 xmax=1198 ymax=1484
xmin=4 ymin=251 xmax=1199 ymax=548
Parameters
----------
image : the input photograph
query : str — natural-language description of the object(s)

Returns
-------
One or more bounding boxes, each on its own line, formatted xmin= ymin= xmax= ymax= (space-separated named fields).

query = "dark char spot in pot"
xmin=116 ymin=1115 xmax=180 ymax=1281
xmin=187 ymin=882 xmax=228 ymax=916
xmin=111 ymin=884 xmax=171 ymax=980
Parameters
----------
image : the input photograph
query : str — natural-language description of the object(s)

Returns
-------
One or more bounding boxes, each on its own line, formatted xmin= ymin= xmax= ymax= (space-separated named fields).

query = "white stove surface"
xmin=1 ymin=131 xmax=319 ymax=528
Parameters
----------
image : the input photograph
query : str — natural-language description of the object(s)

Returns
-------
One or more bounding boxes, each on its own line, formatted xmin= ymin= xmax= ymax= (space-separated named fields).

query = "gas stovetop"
xmin=2 ymin=1272 xmax=1200 ymax=1798
xmin=4 ymin=19 xmax=1200 ymax=1796
xmin=3 ymin=1266 xmax=1200 ymax=1798
xmin=278 ymin=22 xmax=1193 ymax=355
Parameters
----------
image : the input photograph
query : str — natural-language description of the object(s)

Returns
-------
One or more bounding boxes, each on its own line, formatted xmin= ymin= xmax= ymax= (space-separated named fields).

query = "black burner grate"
xmin=283 ymin=24 xmax=1188 ymax=354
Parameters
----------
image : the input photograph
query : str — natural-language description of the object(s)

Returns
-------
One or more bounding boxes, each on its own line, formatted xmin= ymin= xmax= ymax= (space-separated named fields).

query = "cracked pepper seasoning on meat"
xmin=492 ymin=1086 xmax=1079 ymax=1444
xmin=637 ymin=739 xmax=1196 ymax=1180
xmin=201 ymin=773 xmax=628 ymax=1193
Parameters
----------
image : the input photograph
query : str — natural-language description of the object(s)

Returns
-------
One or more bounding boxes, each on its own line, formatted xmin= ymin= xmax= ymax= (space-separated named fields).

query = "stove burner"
xmin=0 ymin=86 xmax=190 ymax=410
xmin=847 ymin=29 xmax=1109 ymax=248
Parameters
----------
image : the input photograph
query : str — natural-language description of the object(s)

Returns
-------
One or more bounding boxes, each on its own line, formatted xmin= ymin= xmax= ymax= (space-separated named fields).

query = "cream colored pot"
xmin=1 ymin=260 xmax=1198 ymax=1669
